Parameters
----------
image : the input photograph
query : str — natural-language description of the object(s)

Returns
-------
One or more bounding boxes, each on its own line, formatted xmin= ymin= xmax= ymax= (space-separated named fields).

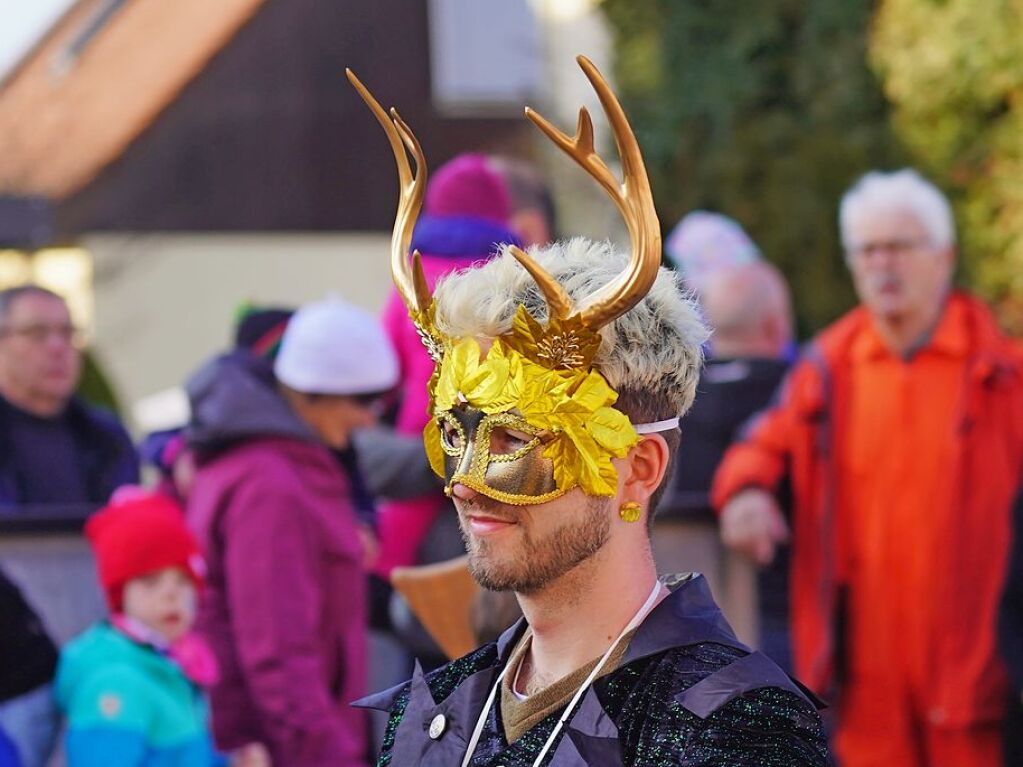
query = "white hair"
xmin=433 ymin=238 xmax=709 ymax=419
xmin=839 ymin=169 xmax=956 ymax=251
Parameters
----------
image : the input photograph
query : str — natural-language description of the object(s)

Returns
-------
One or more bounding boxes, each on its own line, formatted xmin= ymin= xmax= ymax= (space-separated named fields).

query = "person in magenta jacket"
xmin=185 ymin=298 xmax=398 ymax=767
xmin=376 ymin=153 xmax=522 ymax=577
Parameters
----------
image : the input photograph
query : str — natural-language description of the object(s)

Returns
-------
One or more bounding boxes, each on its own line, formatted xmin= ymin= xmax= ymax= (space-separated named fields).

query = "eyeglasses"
xmin=349 ymin=391 xmax=393 ymax=418
xmin=846 ymin=238 xmax=932 ymax=261
xmin=0 ymin=323 xmax=82 ymax=346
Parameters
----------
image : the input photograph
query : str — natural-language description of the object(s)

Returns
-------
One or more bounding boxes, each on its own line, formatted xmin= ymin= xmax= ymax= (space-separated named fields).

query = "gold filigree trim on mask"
xmin=414 ymin=319 xmax=445 ymax=364
xmin=448 ymin=474 xmax=568 ymax=507
xmin=479 ymin=412 xmax=546 ymax=463
xmin=438 ymin=414 xmax=466 ymax=456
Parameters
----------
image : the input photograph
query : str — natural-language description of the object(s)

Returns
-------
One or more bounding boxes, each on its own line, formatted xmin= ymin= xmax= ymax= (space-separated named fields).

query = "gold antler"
xmin=510 ymin=55 xmax=661 ymax=330
xmin=346 ymin=69 xmax=433 ymax=323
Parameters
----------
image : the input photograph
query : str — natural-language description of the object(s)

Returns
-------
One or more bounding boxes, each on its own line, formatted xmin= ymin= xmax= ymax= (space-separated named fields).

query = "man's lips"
xmin=465 ymin=513 xmax=517 ymax=536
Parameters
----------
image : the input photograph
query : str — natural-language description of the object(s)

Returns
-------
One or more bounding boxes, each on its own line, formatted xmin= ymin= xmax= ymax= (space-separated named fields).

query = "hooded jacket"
xmin=185 ymin=353 xmax=367 ymax=767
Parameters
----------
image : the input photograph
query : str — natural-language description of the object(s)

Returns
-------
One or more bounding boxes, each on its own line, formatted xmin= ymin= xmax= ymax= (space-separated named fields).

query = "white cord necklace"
xmin=458 ymin=580 xmax=664 ymax=767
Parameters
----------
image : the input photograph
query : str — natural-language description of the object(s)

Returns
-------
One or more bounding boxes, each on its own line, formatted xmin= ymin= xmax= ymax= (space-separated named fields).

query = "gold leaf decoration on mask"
xmin=423 ymin=420 xmax=447 ymax=478
xmin=502 ymin=306 xmax=602 ymax=371
xmin=432 ymin=335 xmax=639 ymax=497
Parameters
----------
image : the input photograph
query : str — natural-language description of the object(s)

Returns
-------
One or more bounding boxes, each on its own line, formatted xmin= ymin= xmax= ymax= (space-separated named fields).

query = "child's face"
xmin=122 ymin=566 xmax=196 ymax=643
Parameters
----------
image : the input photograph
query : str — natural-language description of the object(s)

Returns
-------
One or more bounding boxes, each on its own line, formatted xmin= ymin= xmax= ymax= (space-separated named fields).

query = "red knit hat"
xmin=85 ymin=487 xmax=206 ymax=612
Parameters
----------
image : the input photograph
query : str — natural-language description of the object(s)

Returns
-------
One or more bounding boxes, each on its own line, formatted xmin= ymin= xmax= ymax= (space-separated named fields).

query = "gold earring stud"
xmin=619 ymin=501 xmax=642 ymax=523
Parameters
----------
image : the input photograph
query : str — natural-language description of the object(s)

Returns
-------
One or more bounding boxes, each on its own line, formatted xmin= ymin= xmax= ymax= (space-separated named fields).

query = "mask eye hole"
xmin=489 ymin=426 xmax=535 ymax=456
xmin=439 ymin=417 xmax=464 ymax=452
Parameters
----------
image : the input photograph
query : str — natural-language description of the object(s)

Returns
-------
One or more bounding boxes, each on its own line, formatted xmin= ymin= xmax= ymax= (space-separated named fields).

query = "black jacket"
xmin=1000 ymin=488 xmax=1023 ymax=695
xmin=662 ymin=357 xmax=789 ymax=523
xmin=358 ymin=575 xmax=828 ymax=766
xmin=0 ymin=571 xmax=57 ymax=702
xmin=0 ymin=395 xmax=138 ymax=513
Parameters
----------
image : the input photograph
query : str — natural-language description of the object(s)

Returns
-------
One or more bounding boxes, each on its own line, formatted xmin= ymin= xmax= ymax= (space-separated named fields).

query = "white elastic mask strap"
xmin=633 ymin=417 xmax=680 ymax=434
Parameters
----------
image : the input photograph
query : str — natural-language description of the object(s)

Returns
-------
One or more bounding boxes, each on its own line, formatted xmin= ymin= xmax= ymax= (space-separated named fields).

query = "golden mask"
xmin=349 ymin=57 xmax=663 ymax=503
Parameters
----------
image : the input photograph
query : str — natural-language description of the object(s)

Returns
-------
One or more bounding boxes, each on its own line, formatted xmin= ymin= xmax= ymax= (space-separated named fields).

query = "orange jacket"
xmin=712 ymin=292 xmax=1023 ymax=725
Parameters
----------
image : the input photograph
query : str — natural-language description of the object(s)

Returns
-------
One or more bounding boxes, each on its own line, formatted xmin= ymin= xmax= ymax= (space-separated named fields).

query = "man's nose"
xmin=451 ymin=482 xmax=478 ymax=501
xmin=44 ymin=333 xmax=71 ymax=352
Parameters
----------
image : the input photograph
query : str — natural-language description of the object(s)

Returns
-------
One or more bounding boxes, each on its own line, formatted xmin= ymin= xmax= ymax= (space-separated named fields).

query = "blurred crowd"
xmin=0 ymin=154 xmax=1021 ymax=767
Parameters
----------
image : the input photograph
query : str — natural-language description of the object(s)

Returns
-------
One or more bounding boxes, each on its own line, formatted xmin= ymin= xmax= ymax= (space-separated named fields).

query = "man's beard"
xmin=458 ymin=495 xmax=612 ymax=595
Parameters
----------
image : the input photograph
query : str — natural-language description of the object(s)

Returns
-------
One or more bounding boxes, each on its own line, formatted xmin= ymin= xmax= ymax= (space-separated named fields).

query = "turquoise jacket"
xmin=56 ymin=623 xmax=226 ymax=767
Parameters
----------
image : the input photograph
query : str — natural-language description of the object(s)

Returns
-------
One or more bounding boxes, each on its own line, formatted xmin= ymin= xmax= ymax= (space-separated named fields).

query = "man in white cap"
xmin=185 ymin=296 xmax=397 ymax=767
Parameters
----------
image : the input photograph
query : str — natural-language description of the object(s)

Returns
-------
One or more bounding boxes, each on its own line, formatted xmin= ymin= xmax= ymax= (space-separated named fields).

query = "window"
xmin=428 ymin=0 xmax=541 ymax=116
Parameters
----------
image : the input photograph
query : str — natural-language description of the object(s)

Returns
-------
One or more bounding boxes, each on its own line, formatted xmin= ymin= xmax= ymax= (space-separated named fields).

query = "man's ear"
xmin=621 ymin=434 xmax=670 ymax=504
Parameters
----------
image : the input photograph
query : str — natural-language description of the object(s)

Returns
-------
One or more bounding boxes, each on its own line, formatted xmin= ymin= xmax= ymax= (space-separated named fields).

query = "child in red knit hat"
xmin=55 ymin=488 xmax=269 ymax=767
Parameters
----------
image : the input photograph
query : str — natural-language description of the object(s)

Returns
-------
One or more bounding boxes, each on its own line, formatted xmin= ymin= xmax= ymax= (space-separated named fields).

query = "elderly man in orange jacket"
xmin=712 ymin=169 xmax=1023 ymax=767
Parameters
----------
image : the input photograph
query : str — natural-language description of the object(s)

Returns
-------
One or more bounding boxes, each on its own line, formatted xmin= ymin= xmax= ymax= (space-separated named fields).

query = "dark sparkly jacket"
xmin=356 ymin=575 xmax=829 ymax=766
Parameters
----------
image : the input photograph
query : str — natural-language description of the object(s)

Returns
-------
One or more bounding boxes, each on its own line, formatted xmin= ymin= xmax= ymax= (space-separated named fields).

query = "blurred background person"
xmin=0 ymin=285 xmax=137 ymax=512
xmin=656 ymin=256 xmax=795 ymax=668
xmin=56 ymin=488 xmax=268 ymax=767
xmin=0 ymin=285 xmax=138 ymax=767
xmin=489 ymin=154 xmax=558 ymax=247
xmin=185 ymin=296 xmax=397 ymax=767
xmin=664 ymin=210 xmax=762 ymax=295
xmin=713 ymin=169 xmax=1023 ymax=766
xmin=230 ymin=303 xmax=383 ymax=550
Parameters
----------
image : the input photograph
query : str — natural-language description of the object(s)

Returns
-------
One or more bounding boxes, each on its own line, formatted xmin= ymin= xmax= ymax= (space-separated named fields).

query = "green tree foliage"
xmin=871 ymin=0 xmax=1023 ymax=331
xmin=600 ymin=0 xmax=905 ymax=334
xmin=77 ymin=349 xmax=123 ymax=417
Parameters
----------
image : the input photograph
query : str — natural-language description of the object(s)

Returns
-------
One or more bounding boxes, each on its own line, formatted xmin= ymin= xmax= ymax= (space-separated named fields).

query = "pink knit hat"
xmin=424 ymin=154 xmax=511 ymax=224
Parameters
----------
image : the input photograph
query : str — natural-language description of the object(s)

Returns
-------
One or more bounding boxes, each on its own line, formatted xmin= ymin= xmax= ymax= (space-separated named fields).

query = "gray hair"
xmin=433 ymin=238 xmax=709 ymax=420
xmin=839 ymin=169 xmax=955 ymax=251
xmin=0 ymin=285 xmax=65 ymax=328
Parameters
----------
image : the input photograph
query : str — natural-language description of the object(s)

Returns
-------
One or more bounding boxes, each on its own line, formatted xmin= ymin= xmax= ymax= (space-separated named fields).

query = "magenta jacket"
xmin=185 ymin=354 xmax=368 ymax=767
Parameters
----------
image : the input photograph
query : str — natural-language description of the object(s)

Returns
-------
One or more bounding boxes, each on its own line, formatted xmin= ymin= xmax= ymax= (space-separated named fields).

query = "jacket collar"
xmin=355 ymin=574 xmax=743 ymax=716
xmin=354 ymin=574 xmax=815 ymax=763
xmin=623 ymin=574 xmax=745 ymax=664
xmin=850 ymin=292 xmax=971 ymax=363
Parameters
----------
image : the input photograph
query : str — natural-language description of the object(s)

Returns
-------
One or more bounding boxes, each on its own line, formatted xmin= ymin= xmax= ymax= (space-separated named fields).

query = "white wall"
xmin=87 ymin=232 xmax=391 ymax=430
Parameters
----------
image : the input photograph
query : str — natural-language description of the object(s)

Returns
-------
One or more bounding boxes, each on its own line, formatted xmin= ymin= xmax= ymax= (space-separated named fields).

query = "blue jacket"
xmin=0 ymin=727 xmax=19 ymax=767
xmin=56 ymin=623 xmax=225 ymax=767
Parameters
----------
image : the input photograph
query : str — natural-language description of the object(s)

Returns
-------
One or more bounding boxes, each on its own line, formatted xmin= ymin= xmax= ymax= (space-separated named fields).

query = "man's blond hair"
xmin=434 ymin=238 xmax=709 ymax=420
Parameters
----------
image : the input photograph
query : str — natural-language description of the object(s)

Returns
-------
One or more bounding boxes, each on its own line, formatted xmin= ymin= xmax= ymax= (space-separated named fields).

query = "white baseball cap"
xmin=274 ymin=296 xmax=399 ymax=395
